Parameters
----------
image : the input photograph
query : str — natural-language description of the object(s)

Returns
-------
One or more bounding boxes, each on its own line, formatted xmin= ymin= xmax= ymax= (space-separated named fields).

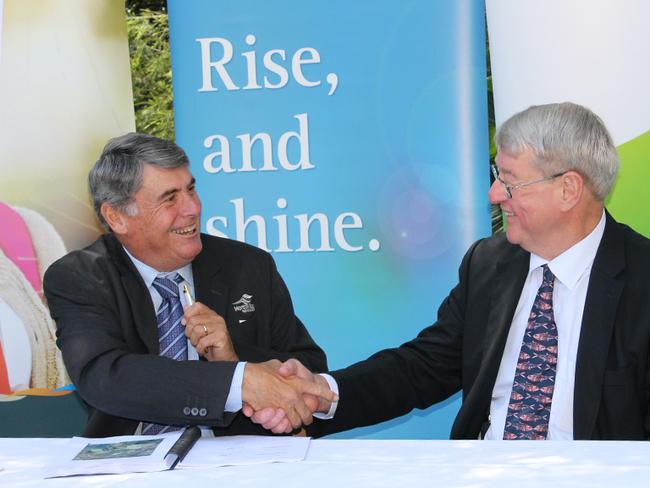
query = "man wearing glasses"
xmin=247 ymin=102 xmax=650 ymax=440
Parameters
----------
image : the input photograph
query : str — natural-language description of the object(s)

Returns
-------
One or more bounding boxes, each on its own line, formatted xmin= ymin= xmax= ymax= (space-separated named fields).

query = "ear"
xmin=558 ymin=171 xmax=584 ymax=211
xmin=100 ymin=203 xmax=129 ymax=235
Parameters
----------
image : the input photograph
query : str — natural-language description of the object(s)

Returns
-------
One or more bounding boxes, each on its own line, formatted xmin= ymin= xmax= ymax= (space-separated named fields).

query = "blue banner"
xmin=168 ymin=0 xmax=490 ymax=439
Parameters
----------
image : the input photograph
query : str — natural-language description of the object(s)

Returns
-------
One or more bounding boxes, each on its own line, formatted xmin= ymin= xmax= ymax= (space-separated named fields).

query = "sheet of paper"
xmin=180 ymin=435 xmax=310 ymax=468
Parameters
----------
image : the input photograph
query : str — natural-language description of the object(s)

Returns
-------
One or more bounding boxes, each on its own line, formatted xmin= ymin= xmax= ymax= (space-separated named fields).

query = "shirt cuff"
xmin=313 ymin=373 xmax=339 ymax=419
xmin=224 ymin=361 xmax=246 ymax=412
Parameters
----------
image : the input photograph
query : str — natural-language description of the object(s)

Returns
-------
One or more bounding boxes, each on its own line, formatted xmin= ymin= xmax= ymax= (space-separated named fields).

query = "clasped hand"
xmin=242 ymin=359 xmax=334 ymax=433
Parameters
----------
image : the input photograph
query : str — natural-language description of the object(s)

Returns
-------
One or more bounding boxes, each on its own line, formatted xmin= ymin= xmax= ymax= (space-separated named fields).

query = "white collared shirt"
xmin=484 ymin=211 xmax=606 ymax=439
xmin=123 ymin=248 xmax=244 ymax=414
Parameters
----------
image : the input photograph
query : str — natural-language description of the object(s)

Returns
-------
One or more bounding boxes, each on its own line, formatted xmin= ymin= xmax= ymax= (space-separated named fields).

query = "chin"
xmin=183 ymin=239 xmax=202 ymax=258
xmin=505 ymin=228 xmax=520 ymax=246
xmin=189 ymin=238 xmax=203 ymax=257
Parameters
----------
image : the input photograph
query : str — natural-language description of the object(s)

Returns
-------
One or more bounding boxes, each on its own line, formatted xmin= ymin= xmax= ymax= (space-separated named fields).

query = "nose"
xmin=182 ymin=191 xmax=202 ymax=216
xmin=488 ymin=179 xmax=506 ymax=205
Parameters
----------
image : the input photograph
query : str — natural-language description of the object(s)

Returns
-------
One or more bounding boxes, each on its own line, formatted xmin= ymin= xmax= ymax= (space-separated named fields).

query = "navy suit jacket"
xmin=309 ymin=212 xmax=650 ymax=440
xmin=44 ymin=233 xmax=327 ymax=437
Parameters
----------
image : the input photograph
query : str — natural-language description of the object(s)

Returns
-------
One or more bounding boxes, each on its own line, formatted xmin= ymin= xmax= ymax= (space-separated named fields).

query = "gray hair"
xmin=495 ymin=102 xmax=619 ymax=200
xmin=89 ymin=133 xmax=189 ymax=230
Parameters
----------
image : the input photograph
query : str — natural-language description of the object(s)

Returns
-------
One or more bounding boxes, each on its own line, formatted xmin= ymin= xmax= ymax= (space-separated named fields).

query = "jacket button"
xmin=199 ymin=408 xmax=207 ymax=417
xmin=191 ymin=407 xmax=199 ymax=416
xmin=183 ymin=407 xmax=191 ymax=415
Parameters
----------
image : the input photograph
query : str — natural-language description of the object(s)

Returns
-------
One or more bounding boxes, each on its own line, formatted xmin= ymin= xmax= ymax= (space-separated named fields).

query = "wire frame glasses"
xmin=490 ymin=165 xmax=566 ymax=199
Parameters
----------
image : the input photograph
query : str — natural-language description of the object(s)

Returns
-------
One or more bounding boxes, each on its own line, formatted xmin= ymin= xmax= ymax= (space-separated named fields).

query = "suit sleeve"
xmin=44 ymin=255 xmax=238 ymax=428
xmin=232 ymin=253 xmax=328 ymax=373
xmin=308 ymin=240 xmax=482 ymax=437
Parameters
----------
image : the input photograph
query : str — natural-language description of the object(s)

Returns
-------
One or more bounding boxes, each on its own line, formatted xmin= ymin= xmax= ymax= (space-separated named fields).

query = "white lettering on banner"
xmin=196 ymin=35 xmax=338 ymax=95
xmin=291 ymin=47 xmax=321 ymax=88
xmin=203 ymin=113 xmax=314 ymax=173
xmin=294 ymin=213 xmax=334 ymax=252
xmin=205 ymin=198 xmax=380 ymax=254
xmin=197 ymin=37 xmax=238 ymax=91
xmin=334 ymin=213 xmax=364 ymax=252
xmin=263 ymin=49 xmax=289 ymax=89
xmin=194 ymin=32 xmax=371 ymax=254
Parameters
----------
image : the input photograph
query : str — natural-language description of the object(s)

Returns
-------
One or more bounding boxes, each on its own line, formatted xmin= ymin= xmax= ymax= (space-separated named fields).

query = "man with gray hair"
xmin=247 ymin=102 xmax=650 ymax=440
xmin=43 ymin=133 xmax=334 ymax=437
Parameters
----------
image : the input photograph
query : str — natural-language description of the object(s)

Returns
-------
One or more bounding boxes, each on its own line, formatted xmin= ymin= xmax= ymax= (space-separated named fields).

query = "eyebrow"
xmin=157 ymin=177 xmax=196 ymax=202
xmin=496 ymin=166 xmax=513 ymax=176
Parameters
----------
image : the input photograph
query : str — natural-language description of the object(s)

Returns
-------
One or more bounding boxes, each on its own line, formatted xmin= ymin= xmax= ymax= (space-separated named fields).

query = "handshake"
xmin=241 ymin=359 xmax=336 ymax=434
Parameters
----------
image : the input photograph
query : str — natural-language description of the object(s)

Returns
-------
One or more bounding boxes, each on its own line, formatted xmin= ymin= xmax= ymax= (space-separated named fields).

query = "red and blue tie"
xmin=504 ymin=264 xmax=558 ymax=440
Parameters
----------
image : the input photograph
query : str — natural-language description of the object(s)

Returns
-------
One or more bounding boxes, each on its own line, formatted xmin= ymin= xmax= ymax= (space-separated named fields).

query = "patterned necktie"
xmin=142 ymin=273 xmax=186 ymax=435
xmin=503 ymin=264 xmax=558 ymax=440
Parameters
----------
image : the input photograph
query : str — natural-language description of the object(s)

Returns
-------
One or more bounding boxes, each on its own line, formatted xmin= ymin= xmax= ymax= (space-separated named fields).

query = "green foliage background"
xmin=126 ymin=3 xmax=174 ymax=140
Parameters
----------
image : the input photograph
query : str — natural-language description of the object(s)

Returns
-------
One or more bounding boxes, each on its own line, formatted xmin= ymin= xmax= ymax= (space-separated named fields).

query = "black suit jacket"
xmin=309 ymin=212 xmax=650 ymax=440
xmin=44 ymin=233 xmax=327 ymax=437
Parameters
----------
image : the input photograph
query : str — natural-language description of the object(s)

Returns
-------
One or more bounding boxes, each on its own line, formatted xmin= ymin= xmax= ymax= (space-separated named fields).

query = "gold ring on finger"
xmin=202 ymin=324 xmax=208 ymax=336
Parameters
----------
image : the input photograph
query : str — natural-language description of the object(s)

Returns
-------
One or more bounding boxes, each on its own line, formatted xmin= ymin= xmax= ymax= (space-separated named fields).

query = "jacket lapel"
xmin=573 ymin=213 xmax=624 ymax=439
xmin=192 ymin=245 xmax=229 ymax=319
xmin=121 ymin=273 xmax=159 ymax=353
xmin=105 ymin=234 xmax=159 ymax=354
xmin=467 ymin=247 xmax=530 ymax=412
xmin=482 ymin=249 xmax=530 ymax=369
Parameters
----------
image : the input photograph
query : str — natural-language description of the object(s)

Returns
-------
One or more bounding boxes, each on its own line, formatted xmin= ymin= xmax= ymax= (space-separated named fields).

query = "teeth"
xmin=172 ymin=225 xmax=196 ymax=235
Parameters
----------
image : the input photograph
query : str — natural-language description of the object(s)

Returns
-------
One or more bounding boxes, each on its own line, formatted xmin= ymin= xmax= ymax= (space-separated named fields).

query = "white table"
xmin=2 ymin=438 xmax=649 ymax=487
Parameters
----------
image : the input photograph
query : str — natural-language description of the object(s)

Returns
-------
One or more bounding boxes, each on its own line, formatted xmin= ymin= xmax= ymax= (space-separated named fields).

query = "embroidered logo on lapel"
xmin=232 ymin=294 xmax=255 ymax=313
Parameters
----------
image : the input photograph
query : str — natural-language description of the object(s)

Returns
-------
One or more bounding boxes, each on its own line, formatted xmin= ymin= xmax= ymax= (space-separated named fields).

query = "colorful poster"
xmin=0 ymin=0 xmax=135 ymax=436
xmin=169 ymin=0 xmax=490 ymax=438
xmin=486 ymin=0 xmax=650 ymax=237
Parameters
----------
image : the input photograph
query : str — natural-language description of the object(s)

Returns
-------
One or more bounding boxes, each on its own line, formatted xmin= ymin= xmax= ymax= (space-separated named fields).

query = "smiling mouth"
xmin=502 ymin=209 xmax=515 ymax=217
xmin=172 ymin=224 xmax=197 ymax=236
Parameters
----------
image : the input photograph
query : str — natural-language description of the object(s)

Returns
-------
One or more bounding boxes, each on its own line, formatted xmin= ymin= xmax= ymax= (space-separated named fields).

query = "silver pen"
xmin=183 ymin=283 xmax=211 ymax=351
xmin=182 ymin=283 xmax=194 ymax=306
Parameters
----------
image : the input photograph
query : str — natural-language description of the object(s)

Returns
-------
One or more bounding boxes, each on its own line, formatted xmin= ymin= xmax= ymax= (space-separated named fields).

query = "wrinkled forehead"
xmin=137 ymin=164 xmax=194 ymax=195
xmin=495 ymin=147 xmax=538 ymax=175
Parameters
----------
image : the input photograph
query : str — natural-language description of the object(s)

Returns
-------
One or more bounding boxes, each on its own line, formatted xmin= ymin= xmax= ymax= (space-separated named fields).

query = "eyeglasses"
xmin=490 ymin=165 xmax=566 ymax=199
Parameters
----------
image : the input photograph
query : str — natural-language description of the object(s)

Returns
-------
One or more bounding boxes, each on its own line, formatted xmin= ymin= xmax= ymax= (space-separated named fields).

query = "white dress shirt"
xmin=485 ymin=211 xmax=606 ymax=439
xmin=123 ymin=248 xmax=245 ymax=415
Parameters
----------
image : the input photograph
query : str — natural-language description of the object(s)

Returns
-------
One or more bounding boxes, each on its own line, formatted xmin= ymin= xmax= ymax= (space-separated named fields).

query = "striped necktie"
xmin=152 ymin=274 xmax=187 ymax=360
xmin=503 ymin=264 xmax=558 ymax=440
xmin=142 ymin=273 xmax=186 ymax=435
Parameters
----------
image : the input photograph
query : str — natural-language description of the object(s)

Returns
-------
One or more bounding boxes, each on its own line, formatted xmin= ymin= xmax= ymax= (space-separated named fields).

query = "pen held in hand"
xmin=183 ymin=283 xmax=212 ymax=357
xmin=182 ymin=283 xmax=194 ymax=307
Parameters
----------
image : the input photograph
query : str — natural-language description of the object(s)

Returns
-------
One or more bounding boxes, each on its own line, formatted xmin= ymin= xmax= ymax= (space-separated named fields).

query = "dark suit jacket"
xmin=309 ymin=212 xmax=650 ymax=440
xmin=44 ymin=233 xmax=327 ymax=437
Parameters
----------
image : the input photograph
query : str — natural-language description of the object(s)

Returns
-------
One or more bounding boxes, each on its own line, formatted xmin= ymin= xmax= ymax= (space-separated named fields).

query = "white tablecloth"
xmin=2 ymin=438 xmax=649 ymax=487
